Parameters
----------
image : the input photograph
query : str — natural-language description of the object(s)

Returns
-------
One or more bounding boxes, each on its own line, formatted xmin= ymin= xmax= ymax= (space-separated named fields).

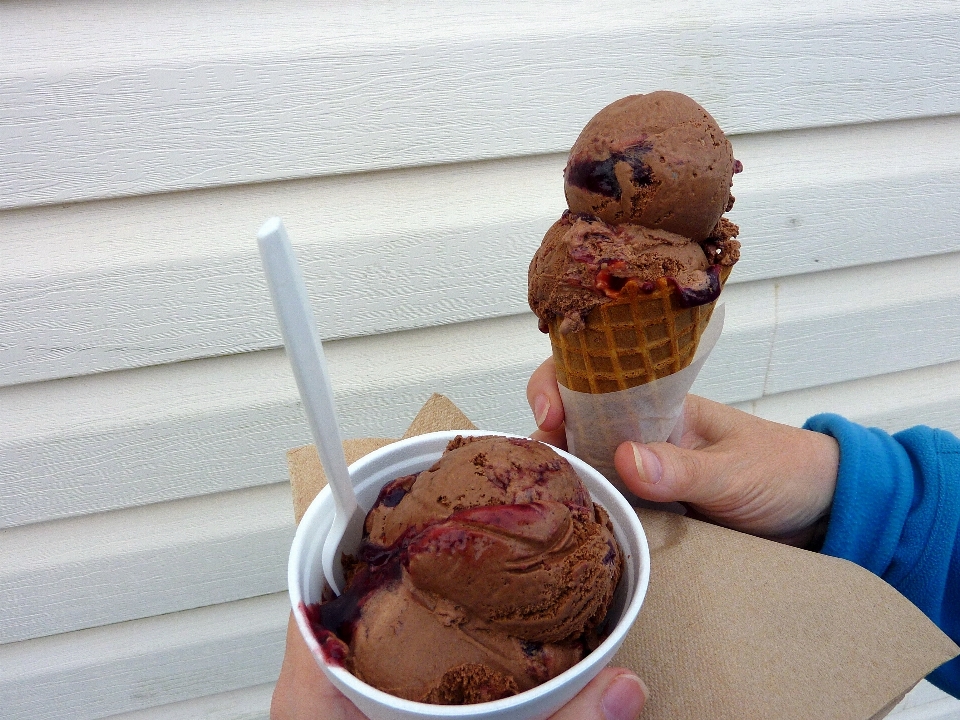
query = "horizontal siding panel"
xmin=6 ymin=256 xmax=960 ymax=529
xmin=0 ymin=593 xmax=288 ymax=720
xmin=737 ymin=358 xmax=960 ymax=436
xmin=103 ymin=684 xmax=272 ymax=720
xmin=765 ymin=252 xmax=960 ymax=395
xmin=892 ymin=704 xmax=960 ymax=720
xmin=0 ymin=313 xmax=552 ymax=529
xmin=0 ymin=351 xmax=315 ymax=529
xmin=889 ymin=681 xmax=960 ymax=719
xmin=2 ymin=2 xmax=959 ymax=209
xmin=899 ymin=681 xmax=959 ymax=709
xmin=733 ymin=115 xmax=960 ymax=283
xmin=4 ymin=115 xmax=960 ymax=387
xmin=0 ymin=484 xmax=293 ymax=644
xmin=0 ymin=156 xmax=563 ymax=388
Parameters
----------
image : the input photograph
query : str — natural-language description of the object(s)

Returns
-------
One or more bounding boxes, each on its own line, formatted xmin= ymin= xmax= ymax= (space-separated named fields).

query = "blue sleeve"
xmin=803 ymin=414 xmax=960 ymax=698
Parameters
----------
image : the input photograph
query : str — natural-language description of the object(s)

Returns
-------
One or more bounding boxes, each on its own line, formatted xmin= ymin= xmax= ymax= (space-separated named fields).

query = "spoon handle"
xmin=257 ymin=217 xmax=358 ymax=521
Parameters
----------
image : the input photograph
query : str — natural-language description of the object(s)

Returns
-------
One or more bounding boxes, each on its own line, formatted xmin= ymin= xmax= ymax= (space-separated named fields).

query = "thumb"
xmin=614 ymin=440 xmax=724 ymax=506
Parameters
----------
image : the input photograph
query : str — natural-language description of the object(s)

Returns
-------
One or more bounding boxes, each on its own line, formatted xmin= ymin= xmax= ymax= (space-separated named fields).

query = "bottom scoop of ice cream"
xmin=346 ymin=575 xmax=585 ymax=702
xmin=405 ymin=498 xmax=621 ymax=643
xmin=307 ymin=435 xmax=624 ymax=704
xmin=528 ymin=210 xmax=739 ymax=333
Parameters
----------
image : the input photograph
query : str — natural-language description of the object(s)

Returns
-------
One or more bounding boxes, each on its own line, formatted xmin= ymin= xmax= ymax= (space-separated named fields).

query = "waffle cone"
xmin=549 ymin=267 xmax=731 ymax=393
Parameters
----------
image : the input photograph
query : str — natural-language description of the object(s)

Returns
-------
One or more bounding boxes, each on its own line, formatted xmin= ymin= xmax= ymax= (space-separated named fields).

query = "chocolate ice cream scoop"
xmin=307 ymin=435 xmax=624 ymax=705
xmin=564 ymin=90 xmax=740 ymax=241
xmin=529 ymin=211 xmax=740 ymax=334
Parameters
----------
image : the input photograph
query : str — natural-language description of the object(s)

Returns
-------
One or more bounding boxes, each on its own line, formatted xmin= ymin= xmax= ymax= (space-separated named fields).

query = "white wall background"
xmin=2 ymin=1 xmax=959 ymax=718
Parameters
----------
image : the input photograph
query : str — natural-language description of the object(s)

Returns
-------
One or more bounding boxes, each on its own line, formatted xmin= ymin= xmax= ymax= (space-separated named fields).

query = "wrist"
xmin=796 ymin=427 xmax=839 ymax=551
xmin=802 ymin=511 xmax=832 ymax=552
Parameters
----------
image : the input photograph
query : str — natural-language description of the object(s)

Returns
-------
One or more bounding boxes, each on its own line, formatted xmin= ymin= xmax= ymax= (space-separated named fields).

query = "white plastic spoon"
xmin=257 ymin=217 xmax=363 ymax=595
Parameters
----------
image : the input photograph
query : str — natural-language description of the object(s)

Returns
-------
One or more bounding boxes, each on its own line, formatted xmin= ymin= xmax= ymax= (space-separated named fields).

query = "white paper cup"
xmin=289 ymin=430 xmax=650 ymax=720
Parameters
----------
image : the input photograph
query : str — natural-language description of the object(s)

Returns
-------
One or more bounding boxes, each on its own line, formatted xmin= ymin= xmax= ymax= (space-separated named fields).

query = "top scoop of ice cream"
xmin=364 ymin=434 xmax=593 ymax=547
xmin=308 ymin=435 xmax=624 ymax=704
xmin=563 ymin=91 xmax=739 ymax=241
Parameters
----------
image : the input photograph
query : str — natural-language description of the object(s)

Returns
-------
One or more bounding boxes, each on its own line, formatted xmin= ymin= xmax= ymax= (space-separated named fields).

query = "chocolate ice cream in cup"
xmin=289 ymin=429 xmax=650 ymax=720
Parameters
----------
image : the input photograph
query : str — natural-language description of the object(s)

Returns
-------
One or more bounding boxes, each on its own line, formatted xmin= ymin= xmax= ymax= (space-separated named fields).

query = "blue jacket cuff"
xmin=802 ymin=413 xmax=914 ymax=575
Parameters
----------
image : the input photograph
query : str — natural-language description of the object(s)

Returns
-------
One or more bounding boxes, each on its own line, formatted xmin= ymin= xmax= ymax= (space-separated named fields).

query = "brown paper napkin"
xmin=286 ymin=394 xmax=958 ymax=720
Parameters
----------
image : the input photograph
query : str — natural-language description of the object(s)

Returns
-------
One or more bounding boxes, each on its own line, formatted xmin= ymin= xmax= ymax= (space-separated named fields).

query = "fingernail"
xmin=631 ymin=443 xmax=662 ymax=485
xmin=534 ymin=394 xmax=550 ymax=428
xmin=602 ymin=673 xmax=646 ymax=720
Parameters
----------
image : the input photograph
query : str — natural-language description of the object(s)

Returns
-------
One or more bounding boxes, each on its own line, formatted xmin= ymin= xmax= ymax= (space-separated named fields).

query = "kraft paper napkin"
xmin=286 ymin=394 xmax=958 ymax=720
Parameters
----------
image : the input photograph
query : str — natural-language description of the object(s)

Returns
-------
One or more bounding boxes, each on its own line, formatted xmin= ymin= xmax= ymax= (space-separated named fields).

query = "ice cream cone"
xmin=549 ymin=266 xmax=732 ymax=393
xmin=527 ymin=92 xmax=740 ymax=492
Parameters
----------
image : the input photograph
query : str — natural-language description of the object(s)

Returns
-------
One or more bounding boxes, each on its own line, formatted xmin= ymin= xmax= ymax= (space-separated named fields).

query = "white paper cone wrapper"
xmin=559 ymin=304 xmax=725 ymax=499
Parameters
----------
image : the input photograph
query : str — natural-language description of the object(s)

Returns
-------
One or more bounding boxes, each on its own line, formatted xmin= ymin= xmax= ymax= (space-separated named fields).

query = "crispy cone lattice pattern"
xmin=549 ymin=269 xmax=730 ymax=393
